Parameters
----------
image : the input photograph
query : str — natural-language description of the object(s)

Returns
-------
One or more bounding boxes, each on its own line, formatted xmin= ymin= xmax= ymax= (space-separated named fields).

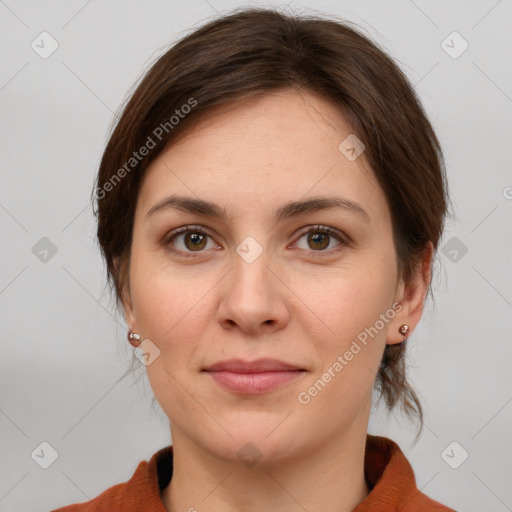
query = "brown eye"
xmin=307 ymin=232 xmax=330 ymax=250
xmin=184 ymin=232 xmax=207 ymax=251
xmin=165 ymin=226 xmax=218 ymax=257
xmin=294 ymin=225 xmax=346 ymax=255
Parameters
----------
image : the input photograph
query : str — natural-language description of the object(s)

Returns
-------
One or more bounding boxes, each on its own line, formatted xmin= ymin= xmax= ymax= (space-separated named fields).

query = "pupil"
xmin=187 ymin=233 xmax=205 ymax=250
xmin=310 ymin=232 xmax=328 ymax=250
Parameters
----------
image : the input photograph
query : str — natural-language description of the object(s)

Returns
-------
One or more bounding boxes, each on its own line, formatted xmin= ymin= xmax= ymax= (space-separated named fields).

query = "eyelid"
xmin=164 ymin=224 xmax=216 ymax=243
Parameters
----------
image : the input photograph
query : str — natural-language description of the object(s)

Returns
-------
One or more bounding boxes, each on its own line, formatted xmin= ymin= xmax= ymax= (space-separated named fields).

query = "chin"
xmin=205 ymin=424 xmax=304 ymax=468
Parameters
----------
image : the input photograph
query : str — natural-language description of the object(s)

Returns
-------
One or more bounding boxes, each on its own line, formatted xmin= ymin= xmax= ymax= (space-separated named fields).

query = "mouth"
xmin=202 ymin=358 xmax=307 ymax=394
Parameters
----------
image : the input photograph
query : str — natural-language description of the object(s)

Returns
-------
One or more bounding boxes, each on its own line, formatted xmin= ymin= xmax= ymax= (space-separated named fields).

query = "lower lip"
xmin=206 ymin=370 xmax=305 ymax=394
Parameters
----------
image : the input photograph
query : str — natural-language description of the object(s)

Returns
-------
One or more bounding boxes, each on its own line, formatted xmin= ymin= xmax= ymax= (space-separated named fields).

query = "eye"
xmin=164 ymin=225 xmax=219 ymax=257
xmin=293 ymin=225 xmax=346 ymax=255
xmin=164 ymin=224 xmax=347 ymax=258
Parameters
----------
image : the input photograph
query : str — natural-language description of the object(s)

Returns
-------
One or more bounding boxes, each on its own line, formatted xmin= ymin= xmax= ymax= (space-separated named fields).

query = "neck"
xmin=161 ymin=424 xmax=370 ymax=512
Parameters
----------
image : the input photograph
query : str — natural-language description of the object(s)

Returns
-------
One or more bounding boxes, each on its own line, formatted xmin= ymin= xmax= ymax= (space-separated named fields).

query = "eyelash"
xmin=163 ymin=224 xmax=348 ymax=259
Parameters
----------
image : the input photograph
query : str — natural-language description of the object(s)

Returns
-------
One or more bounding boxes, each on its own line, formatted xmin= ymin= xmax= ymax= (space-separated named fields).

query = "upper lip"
xmin=203 ymin=358 xmax=305 ymax=373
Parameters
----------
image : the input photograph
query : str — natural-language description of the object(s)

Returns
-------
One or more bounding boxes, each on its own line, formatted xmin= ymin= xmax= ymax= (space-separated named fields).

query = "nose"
xmin=216 ymin=246 xmax=291 ymax=336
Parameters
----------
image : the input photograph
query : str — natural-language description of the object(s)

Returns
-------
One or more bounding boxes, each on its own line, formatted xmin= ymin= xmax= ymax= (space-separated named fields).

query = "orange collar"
xmin=52 ymin=435 xmax=455 ymax=511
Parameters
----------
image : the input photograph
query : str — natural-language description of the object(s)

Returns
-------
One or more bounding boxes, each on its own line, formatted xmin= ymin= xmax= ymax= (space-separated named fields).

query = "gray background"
xmin=1 ymin=0 xmax=511 ymax=510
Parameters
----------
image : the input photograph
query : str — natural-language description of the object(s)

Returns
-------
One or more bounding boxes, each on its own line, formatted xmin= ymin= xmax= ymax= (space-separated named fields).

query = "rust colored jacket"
xmin=52 ymin=435 xmax=456 ymax=511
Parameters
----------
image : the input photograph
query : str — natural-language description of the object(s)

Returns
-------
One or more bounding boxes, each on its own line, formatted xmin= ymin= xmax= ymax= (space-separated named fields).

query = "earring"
xmin=127 ymin=330 xmax=141 ymax=348
xmin=398 ymin=324 xmax=409 ymax=338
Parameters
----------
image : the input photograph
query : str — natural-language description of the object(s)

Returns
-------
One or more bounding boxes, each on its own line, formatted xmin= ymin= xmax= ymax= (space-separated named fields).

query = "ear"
xmin=387 ymin=242 xmax=433 ymax=345
xmin=114 ymin=256 xmax=138 ymax=332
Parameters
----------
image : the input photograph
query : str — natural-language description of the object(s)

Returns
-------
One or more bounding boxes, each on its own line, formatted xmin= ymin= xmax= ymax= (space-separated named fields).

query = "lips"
xmin=203 ymin=358 xmax=304 ymax=373
xmin=203 ymin=358 xmax=306 ymax=394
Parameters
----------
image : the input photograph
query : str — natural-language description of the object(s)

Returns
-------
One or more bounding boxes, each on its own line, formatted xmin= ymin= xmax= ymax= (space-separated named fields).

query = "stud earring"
xmin=127 ymin=330 xmax=141 ymax=348
xmin=398 ymin=324 xmax=409 ymax=337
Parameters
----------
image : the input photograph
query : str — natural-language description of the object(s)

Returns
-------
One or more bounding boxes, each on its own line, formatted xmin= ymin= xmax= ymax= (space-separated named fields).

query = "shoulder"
xmin=404 ymin=491 xmax=457 ymax=511
xmin=51 ymin=482 xmax=125 ymax=511
xmin=358 ymin=435 xmax=457 ymax=511
xmin=51 ymin=445 xmax=173 ymax=512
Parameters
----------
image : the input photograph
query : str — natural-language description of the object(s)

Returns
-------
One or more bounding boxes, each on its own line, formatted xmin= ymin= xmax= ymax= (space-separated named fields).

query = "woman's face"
xmin=123 ymin=89 xmax=412 ymax=464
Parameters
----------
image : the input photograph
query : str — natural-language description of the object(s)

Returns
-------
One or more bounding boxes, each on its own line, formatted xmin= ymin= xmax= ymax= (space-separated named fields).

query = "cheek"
xmin=129 ymin=261 xmax=211 ymax=415
xmin=295 ymin=252 xmax=397 ymax=405
xmin=128 ymin=257 xmax=221 ymax=408
xmin=302 ymin=257 xmax=397 ymax=348
xmin=294 ymin=266 xmax=396 ymax=427
xmin=130 ymin=245 xmax=213 ymax=339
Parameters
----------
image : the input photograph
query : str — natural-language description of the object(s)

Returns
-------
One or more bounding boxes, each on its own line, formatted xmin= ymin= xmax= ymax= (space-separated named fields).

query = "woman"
xmin=53 ymin=7 xmax=454 ymax=511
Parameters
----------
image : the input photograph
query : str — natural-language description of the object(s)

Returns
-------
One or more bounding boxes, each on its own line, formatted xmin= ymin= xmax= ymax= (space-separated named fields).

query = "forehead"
xmin=165 ymin=89 xmax=354 ymax=159
xmin=136 ymin=89 xmax=387 ymax=222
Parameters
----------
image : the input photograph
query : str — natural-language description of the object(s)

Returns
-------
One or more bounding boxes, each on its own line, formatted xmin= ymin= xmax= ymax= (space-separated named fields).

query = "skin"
xmin=121 ymin=89 xmax=432 ymax=512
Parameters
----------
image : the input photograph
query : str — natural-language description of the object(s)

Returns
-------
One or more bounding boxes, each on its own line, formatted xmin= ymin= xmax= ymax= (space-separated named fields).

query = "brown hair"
xmin=93 ymin=7 xmax=448 ymax=429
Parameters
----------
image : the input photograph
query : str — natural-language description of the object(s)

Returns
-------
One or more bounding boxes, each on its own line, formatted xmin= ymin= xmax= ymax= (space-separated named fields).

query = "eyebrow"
xmin=146 ymin=194 xmax=370 ymax=224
